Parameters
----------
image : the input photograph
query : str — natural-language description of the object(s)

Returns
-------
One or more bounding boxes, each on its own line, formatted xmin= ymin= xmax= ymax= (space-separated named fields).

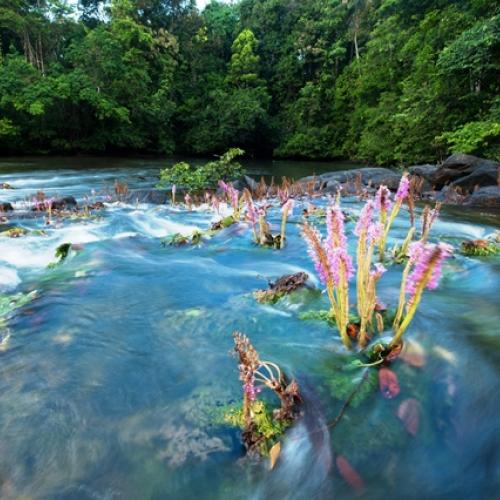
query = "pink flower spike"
xmin=406 ymin=242 xmax=453 ymax=301
xmin=375 ymin=185 xmax=393 ymax=213
xmin=367 ymin=221 xmax=383 ymax=244
xmin=282 ymin=199 xmax=294 ymax=215
xmin=396 ymin=174 xmax=410 ymax=202
xmin=370 ymin=263 xmax=387 ymax=279
xmin=354 ymin=200 xmax=374 ymax=236
xmin=218 ymin=180 xmax=228 ymax=193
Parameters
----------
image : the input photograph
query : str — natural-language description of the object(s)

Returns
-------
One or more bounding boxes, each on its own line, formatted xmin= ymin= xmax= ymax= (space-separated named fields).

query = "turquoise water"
xmin=0 ymin=158 xmax=499 ymax=499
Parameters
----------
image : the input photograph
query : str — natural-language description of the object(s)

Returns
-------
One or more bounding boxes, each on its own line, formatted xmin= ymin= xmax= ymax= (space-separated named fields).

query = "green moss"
xmin=224 ymin=400 xmax=288 ymax=456
xmin=460 ymin=240 xmax=500 ymax=256
xmin=324 ymin=363 xmax=379 ymax=408
xmin=0 ymin=227 xmax=28 ymax=238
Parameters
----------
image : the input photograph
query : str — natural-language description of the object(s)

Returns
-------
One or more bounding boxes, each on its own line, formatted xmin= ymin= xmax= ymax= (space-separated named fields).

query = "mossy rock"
xmin=460 ymin=239 xmax=500 ymax=256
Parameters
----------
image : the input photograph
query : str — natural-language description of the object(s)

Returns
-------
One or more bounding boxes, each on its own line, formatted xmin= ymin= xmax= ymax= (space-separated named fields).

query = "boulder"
xmin=433 ymin=154 xmax=500 ymax=190
xmin=232 ymin=175 xmax=259 ymax=192
xmin=407 ymin=164 xmax=439 ymax=182
xmin=451 ymin=164 xmax=499 ymax=190
xmin=0 ymin=202 xmax=14 ymax=212
xmin=464 ymin=186 xmax=500 ymax=208
xmin=301 ymin=167 xmax=402 ymax=191
xmin=52 ymin=196 xmax=78 ymax=210
xmin=124 ymin=189 xmax=170 ymax=204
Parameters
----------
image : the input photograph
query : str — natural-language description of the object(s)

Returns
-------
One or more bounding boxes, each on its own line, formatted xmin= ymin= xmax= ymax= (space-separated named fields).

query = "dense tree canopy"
xmin=1 ymin=0 xmax=499 ymax=163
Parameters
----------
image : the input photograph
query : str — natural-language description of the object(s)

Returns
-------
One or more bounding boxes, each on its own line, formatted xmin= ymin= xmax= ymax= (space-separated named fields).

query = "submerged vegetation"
xmin=0 ymin=1 xmax=498 ymax=163
xmin=226 ymin=332 xmax=301 ymax=459
xmin=0 ymin=161 xmax=499 ymax=497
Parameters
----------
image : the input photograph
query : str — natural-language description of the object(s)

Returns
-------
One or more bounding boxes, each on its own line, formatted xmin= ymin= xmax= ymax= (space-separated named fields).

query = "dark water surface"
xmin=0 ymin=157 xmax=499 ymax=499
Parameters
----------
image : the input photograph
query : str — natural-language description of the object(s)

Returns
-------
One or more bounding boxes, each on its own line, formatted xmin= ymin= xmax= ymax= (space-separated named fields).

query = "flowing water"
xmin=0 ymin=157 xmax=499 ymax=499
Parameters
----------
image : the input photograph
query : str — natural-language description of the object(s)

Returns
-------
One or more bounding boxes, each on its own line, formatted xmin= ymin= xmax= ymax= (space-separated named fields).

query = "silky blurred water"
xmin=0 ymin=157 xmax=499 ymax=499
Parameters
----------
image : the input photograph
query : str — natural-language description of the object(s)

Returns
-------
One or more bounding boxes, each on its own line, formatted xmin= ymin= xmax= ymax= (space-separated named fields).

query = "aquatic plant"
xmin=161 ymin=230 xmax=206 ymax=247
xmin=391 ymin=242 xmax=453 ymax=347
xmin=48 ymin=243 xmax=72 ymax=268
xmin=218 ymin=180 xmax=240 ymax=219
xmin=0 ymin=227 xmax=28 ymax=238
xmin=243 ymin=188 xmax=259 ymax=243
xmin=376 ymin=174 xmax=410 ymax=262
xmin=460 ymin=239 xmax=500 ymax=256
xmin=228 ymin=332 xmax=301 ymax=458
xmin=184 ymin=192 xmax=192 ymax=210
xmin=171 ymin=184 xmax=176 ymax=205
xmin=302 ymin=204 xmax=353 ymax=347
xmin=302 ymin=195 xmax=452 ymax=351
xmin=420 ymin=202 xmax=441 ymax=243
xmin=114 ymin=179 xmax=129 ymax=200
xmin=279 ymin=199 xmax=294 ymax=249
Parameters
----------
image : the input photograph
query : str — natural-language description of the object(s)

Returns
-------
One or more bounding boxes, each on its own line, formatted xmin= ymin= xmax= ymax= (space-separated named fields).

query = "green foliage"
xmin=460 ymin=240 xmax=500 ymax=256
xmin=321 ymin=361 xmax=378 ymax=409
xmin=48 ymin=242 xmax=72 ymax=268
xmin=437 ymin=121 xmax=500 ymax=158
xmin=157 ymin=148 xmax=245 ymax=190
xmin=161 ymin=230 xmax=208 ymax=246
xmin=224 ymin=400 xmax=288 ymax=455
xmin=0 ymin=227 xmax=28 ymax=238
xmin=0 ymin=0 xmax=499 ymax=162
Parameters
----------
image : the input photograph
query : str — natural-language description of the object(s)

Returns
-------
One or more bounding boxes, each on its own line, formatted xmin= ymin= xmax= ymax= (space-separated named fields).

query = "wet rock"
xmin=407 ymin=164 xmax=439 ymax=182
xmin=464 ymin=186 xmax=500 ymax=208
xmin=433 ymin=154 xmax=500 ymax=190
xmin=52 ymin=196 xmax=78 ymax=210
xmin=233 ymin=175 xmax=259 ymax=192
xmin=254 ymin=272 xmax=309 ymax=303
xmin=451 ymin=164 xmax=499 ymax=190
xmin=124 ymin=189 xmax=170 ymax=204
xmin=301 ymin=167 xmax=401 ymax=191
xmin=0 ymin=202 xmax=14 ymax=212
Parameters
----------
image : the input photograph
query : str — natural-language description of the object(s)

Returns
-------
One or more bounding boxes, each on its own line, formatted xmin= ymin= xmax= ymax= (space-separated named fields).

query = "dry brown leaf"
xmin=269 ymin=441 xmax=281 ymax=470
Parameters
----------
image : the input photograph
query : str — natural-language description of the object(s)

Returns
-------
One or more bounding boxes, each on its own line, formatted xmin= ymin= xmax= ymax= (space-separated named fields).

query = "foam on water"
xmin=0 ymin=266 xmax=21 ymax=291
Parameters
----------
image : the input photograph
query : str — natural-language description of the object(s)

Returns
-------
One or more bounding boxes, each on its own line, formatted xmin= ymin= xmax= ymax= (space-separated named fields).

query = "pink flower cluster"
xmin=245 ymin=196 xmax=257 ymax=225
xmin=374 ymin=185 xmax=392 ymax=213
xmin=354 ymin=200 xmax=374 ymax=236
xmin=243 ymin=380 xmax=261 ymax=402
xmin=395 ymin=174 xmax=410 ymax=202
xmin=303 ymin=225 xmax=330 ymax=285
xmin=326 ymin=206 xmax=354 ymax=284
xmin=406 ymin=242 xmax=453 ymax=301
xmin=219 ymin=180 xmax=239 ymax=211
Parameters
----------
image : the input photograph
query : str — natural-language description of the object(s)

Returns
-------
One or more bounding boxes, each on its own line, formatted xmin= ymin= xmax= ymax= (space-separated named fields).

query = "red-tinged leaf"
xmin=397 ymin=398 xmax=421 ymax=436
xmin=385 ymin=342 xmax=403 ymax=362
xmin=336 ymin=455 xmax=365 ymax=494
xmin=400 ymin=340 xmax=426 ymax=367
xmin=379 ymin=367 xmax=400 ymax=399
